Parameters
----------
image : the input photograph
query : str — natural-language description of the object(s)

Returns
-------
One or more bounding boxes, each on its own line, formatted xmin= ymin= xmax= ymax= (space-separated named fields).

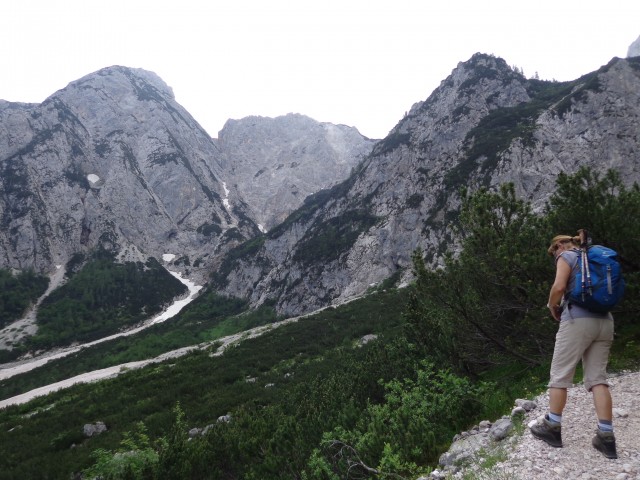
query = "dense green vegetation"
xmin=25 ymin=253 xmax=187 ymax=351
xmin=0 ymin=286 xmax=412 ymax=478
xmin=0 ymin=168 xmax=638 ymax=479
xmin=407 ymin=183 xmax=555 ymax=374
xmin=408 ymin=167 xmax=640 ymax=377
xmin=0 ymin=269 xmax=49 ymax=330
xmin=1 ymin=283 xmax=540 ymax=479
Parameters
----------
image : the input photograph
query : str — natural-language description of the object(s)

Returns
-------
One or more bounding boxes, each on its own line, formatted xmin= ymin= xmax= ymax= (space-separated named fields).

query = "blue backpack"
xmin=567 ymin=245 xmax=625 ymax=313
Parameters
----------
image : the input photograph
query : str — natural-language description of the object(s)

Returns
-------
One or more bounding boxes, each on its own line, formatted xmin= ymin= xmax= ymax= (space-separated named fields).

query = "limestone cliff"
xmin=3 ymin=55 xmax=640 ymax=319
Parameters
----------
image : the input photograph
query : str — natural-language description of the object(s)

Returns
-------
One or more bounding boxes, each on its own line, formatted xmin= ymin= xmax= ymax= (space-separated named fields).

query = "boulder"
xmin=83 ymin=421 xmax=107 ymax=437
xmin=489 ymin=417 xmax=514 ymax=441
xmin=439 ymin=431 xmax=490 ymax=467
xmin=515 ymin=399 xmax=538 ymax=411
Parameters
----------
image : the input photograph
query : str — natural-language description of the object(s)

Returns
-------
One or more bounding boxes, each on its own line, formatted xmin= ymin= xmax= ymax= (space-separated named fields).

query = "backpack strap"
xmin=562 ymin=249 xmax=580 ymax=312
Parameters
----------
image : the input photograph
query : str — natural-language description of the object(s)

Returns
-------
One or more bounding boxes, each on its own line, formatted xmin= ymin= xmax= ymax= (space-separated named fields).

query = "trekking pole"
xmin=578 ymin=229 xmax=592 ymax=297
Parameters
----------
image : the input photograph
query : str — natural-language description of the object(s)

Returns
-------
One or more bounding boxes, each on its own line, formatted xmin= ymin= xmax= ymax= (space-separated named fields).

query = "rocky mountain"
xmin=0 ymin=67 xmax=370 ymax=282
xmin=3 ymin=54 xmax=640 ymax=320
xmin=217 ymin=114 xmax=375 ymax=232
xmin=212 ymin=53 xmax=640 ymax=315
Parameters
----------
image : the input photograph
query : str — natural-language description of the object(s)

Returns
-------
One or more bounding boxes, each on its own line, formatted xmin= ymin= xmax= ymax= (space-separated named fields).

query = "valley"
xmin=0 ymin=51 xmax=639 ymax=479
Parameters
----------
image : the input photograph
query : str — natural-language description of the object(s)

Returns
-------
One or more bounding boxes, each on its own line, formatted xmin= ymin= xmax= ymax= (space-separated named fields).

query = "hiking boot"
xmin=530 ymin=416 xmax=562 ymax=447
xmin=592 ymin=429 xmax=617 ymax=459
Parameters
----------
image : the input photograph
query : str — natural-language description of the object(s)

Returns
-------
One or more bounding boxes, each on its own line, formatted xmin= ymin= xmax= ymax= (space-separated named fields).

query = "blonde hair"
xmin=547 ymin=234 xmax=580 ymax=256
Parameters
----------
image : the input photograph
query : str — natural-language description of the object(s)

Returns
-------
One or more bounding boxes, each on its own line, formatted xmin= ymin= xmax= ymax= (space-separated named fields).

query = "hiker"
xmin=530 ymin=234 xmax=617 ymax=459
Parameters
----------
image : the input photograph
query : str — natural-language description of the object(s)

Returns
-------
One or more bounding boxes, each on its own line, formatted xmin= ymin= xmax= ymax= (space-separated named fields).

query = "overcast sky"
xmin=2 ymin=1 xmax=639 ymax=139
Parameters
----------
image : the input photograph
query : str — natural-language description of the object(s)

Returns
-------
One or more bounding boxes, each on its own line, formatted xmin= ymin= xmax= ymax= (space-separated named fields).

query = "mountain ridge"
xmin=2 ymin=54 xmax=640 ymax=320
xmin=1 ymin=52 xmax=640 ymax=480
xmin=211 ymin=54 xmax=640 ymax=315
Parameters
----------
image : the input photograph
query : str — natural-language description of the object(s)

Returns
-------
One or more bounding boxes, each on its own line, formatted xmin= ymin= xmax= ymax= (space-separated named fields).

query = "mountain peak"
xmin=213 ymin=56 xmax=640 ymax=316
xmin=50 ymin=65 xmax=176 ymax=104
xmin=0 ymin=66 xmax=254 ymax=279
xmin=217 ymin=113 xmax=375 ymax=230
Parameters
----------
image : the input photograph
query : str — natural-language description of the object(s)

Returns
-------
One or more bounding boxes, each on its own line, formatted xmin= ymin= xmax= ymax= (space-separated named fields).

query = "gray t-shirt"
xmin=558 ymin=249 xmax=612 ymax=321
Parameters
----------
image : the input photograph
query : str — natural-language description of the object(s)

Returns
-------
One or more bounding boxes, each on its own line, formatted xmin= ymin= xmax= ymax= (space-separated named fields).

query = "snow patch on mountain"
xmin=222 ymin=182 xmax=231 ymax=210
xmin=87 ymin=174 xmax=100 ymax=184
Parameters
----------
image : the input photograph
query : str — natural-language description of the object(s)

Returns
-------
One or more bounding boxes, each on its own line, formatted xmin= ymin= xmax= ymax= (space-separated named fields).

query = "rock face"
xmin=212 ymin=54 xmax=640 ymax=315
xmin=217 ymin=114 xmax=375 ymax=232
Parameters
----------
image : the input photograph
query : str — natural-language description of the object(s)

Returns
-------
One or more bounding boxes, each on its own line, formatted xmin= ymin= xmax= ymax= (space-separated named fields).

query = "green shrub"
xmin=83 ymin=423 xmax=159 ymax=480
xmin=0 ymin=269 xmax=49 ymax=329
xmin=307 ymin=362 xmax=492 ymax=479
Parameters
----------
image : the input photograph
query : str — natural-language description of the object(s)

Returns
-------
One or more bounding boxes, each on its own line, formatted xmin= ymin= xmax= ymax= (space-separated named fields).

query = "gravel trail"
xmin=457 ymin=371 xmax=640 ymax=480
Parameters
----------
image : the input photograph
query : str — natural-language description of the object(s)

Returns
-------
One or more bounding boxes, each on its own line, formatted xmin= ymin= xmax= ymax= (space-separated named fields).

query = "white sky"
xmin=2 ymin=1 xmax=639 ymax=140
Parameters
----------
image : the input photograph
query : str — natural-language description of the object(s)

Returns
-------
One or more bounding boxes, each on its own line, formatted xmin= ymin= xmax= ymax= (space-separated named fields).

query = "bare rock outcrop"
xmin=0 ymin=66 xmax=257 ymax=281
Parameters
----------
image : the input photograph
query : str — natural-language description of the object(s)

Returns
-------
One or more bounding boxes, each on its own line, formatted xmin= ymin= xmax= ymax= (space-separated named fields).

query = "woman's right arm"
xmin=547 ymin=256 xmax=571 ymax=321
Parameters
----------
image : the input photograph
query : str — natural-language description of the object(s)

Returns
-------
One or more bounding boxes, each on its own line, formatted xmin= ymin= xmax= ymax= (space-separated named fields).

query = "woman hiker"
xmin=529 ymin=233 xmax=617 ymax=459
